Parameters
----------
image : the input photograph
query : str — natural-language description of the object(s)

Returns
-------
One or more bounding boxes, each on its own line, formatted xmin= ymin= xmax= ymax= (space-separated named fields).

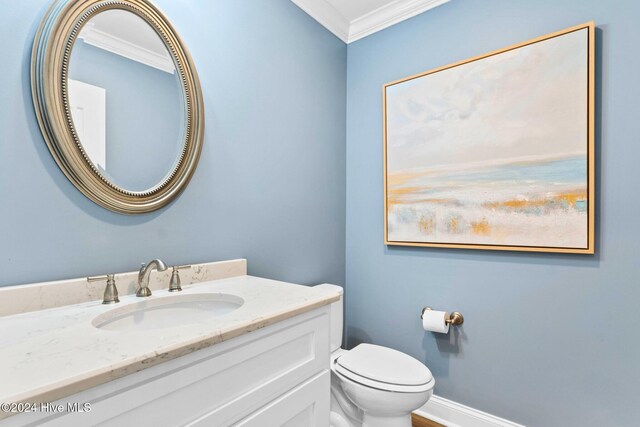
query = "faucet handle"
xmin=169 ymin=265 xmax=191 ymax=292
xmin=88 ymin=274 xmax=120 ymax=304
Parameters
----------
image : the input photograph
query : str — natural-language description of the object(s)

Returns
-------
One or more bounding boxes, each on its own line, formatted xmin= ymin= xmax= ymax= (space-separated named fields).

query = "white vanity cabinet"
xmin=3 ymin=307 xmax=330 ymax=427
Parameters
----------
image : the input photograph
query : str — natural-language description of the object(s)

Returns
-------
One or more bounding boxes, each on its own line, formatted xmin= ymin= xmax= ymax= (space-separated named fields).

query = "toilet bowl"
xmin=316 ymin=284 xmax=435 ymax=427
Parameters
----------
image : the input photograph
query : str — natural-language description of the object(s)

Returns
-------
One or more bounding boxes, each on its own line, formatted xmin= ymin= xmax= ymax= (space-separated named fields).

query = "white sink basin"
xmin=92 ymin=293 xmax=244 ymax=331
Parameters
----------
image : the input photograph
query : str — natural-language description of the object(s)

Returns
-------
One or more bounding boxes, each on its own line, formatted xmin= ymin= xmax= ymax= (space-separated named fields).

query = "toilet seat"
xmin=334 ymin=364 xmax=435 ymax=393
xmin=333 ymin=344 xmax=434 ymax=393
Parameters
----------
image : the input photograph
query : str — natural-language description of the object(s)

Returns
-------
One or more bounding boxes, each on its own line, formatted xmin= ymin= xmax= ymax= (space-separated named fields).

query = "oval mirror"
xmin=68 ymin=9 xmax=186 ymax=192
xmin=32 ymin=0 xmax=204 ymax=213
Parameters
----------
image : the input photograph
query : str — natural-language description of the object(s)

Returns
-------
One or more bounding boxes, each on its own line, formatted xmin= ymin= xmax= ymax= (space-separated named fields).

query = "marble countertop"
xmin=0 ymin=275 xmax=340 ymax=415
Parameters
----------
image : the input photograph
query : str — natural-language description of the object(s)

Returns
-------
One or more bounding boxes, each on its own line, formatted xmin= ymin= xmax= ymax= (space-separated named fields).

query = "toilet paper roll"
xmin=422 ymin=309 xmax=450 ymax=334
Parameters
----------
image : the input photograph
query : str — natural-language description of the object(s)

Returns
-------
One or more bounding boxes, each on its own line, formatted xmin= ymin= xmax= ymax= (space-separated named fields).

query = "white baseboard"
xmin=414 ymin=395 xmax=525 ymax=427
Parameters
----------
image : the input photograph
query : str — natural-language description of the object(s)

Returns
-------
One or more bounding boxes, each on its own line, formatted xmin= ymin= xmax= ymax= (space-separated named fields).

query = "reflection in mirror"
xmin=68 ymin=9 xmax=185 ymax=192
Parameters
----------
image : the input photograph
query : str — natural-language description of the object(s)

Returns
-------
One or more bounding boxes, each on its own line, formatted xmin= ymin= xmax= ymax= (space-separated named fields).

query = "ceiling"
xmin=324 ymin=0 xmax=393 ymax=22
xmin=291 ymin=0 xmax=450 ymax=43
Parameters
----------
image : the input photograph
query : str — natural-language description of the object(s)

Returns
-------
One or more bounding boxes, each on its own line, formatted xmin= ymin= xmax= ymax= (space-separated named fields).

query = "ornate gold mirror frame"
xmin=31 ymin=0 xmax=204 ymax=214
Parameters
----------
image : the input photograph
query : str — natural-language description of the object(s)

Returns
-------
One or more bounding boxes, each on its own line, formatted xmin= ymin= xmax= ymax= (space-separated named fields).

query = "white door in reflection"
xmin=68 ymin=79 xmax=106 ymax=171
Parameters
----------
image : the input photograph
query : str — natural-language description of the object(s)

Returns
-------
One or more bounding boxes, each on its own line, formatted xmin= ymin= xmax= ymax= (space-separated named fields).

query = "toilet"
xmin=316 ymin=284 xmax=435 ymax=427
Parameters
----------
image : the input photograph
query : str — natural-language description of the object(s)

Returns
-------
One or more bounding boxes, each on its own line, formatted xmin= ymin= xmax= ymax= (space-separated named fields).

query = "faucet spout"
xmin=137 ymin=259 xmax=167 ymax=297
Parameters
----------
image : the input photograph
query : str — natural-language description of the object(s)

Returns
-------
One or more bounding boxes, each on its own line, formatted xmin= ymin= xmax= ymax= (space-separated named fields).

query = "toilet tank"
xmin=315 ymin=284 xmax=343 ymax=352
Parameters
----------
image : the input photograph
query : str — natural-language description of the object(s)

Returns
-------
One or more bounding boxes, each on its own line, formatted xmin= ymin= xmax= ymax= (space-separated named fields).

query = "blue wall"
xmin=0 ymin=0 xmax=346 ymax=288
xmin=69 ymin=41 xmax=183 ymax=191
xmin=4 ymin=0 xmax=639 ymax=424
xmin=345 ymin=0 xmax=640 ymax=425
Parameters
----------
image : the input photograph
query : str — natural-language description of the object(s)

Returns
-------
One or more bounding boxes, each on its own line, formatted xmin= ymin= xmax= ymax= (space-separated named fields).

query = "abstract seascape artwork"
xmin=384 ymin=23 xmax=594 ymax=253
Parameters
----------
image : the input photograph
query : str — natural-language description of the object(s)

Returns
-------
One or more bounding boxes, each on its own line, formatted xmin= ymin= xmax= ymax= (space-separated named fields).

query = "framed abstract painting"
xmin=383 ymin=22 xmax=595 ymax=254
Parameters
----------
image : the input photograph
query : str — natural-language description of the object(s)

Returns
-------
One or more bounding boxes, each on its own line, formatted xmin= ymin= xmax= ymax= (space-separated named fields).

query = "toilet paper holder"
xmin=421 ymin=307 xmax=464 ymax=326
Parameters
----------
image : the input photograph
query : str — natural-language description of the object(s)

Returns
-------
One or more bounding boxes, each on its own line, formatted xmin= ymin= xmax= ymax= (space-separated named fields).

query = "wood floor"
xmin=412 ymin=413 xmax=446 ymax=427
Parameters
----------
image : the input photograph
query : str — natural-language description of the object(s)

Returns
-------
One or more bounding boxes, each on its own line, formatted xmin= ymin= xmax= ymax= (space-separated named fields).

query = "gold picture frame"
xmin=383 ymin=22 xmax=595 ymax=254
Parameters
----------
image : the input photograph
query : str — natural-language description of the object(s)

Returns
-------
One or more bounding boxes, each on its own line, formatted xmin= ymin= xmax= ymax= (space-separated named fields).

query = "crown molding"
xmin=292 ymin=0 xmax=450 ymax=44
xmin=79 ymin=24 xmax=176 ymax=74
xmin=291 ymin=0 xmax=350 ymax=43
xmin=349 ymin=0 xmax=450 ymax=43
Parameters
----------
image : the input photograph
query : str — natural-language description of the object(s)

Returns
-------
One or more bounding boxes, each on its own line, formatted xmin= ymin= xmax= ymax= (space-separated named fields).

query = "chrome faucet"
xmin=137 ymin=259 xmax=167 ymax=297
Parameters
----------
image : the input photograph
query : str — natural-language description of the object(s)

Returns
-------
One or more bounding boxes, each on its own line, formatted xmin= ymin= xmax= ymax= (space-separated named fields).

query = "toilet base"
xmin=330 ymin=373 xmax=422 ymax=427
xmin=329 ymin=407 xmax=412 ymax=427
xmin=362 ymin=413 xmax=411 ymax=427
xmin=330 ymin=374 xmax=362 ymax=427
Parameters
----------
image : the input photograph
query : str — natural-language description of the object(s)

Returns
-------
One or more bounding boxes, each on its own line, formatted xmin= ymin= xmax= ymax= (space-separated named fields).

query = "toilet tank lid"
xmin=336 ymin=344 xmax=432 ymax=386
xmin=315 ymin=284 xmax=343 ymax=295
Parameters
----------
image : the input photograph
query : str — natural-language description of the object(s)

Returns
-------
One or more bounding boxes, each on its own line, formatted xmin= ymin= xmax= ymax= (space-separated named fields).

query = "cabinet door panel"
xmin=230 ymin=371 xmax=330 ymax=427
